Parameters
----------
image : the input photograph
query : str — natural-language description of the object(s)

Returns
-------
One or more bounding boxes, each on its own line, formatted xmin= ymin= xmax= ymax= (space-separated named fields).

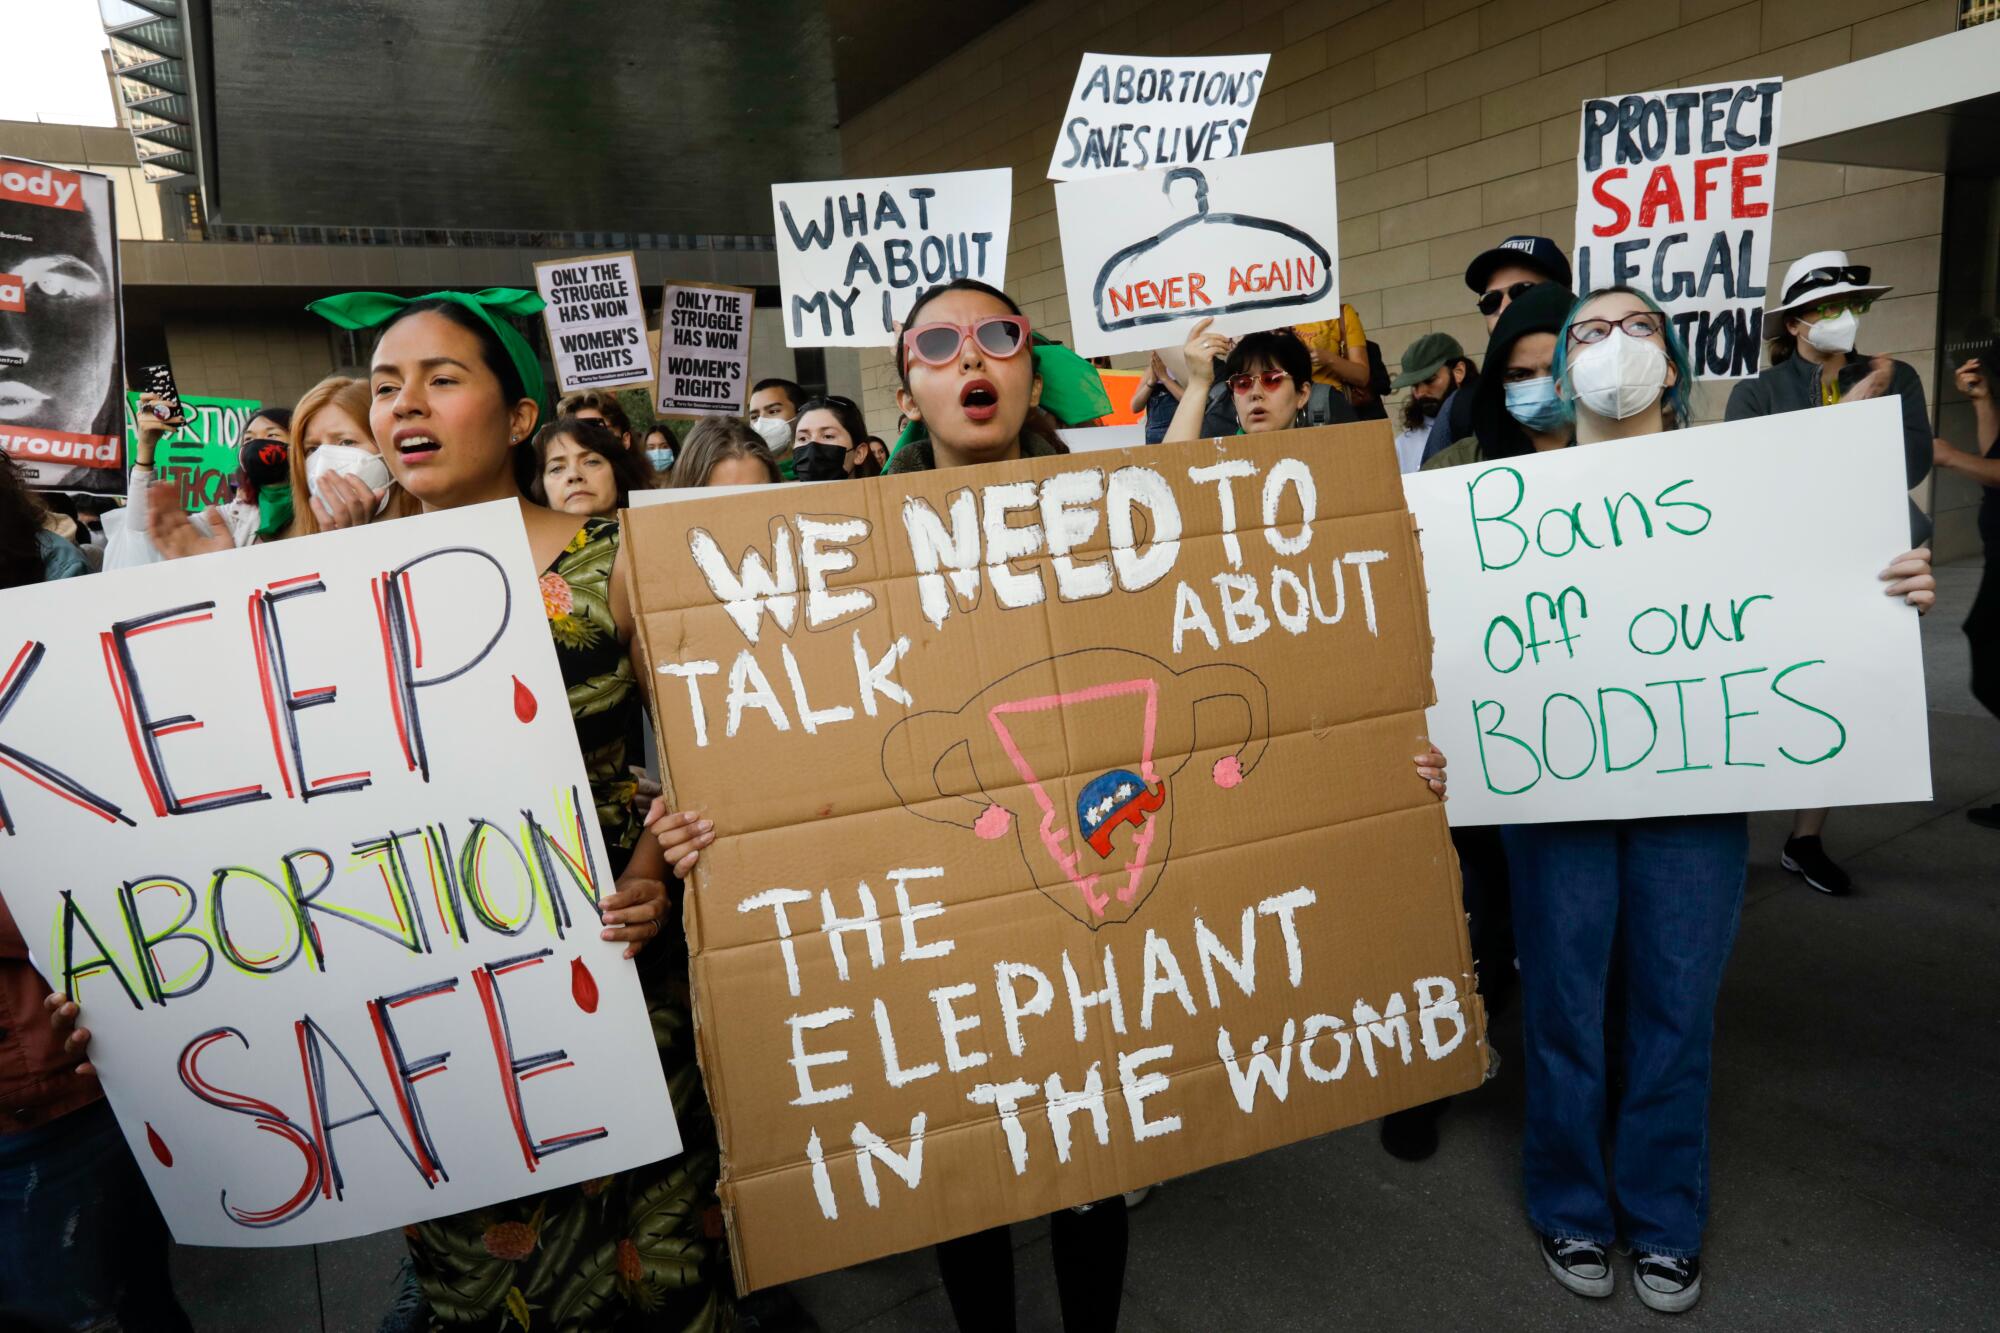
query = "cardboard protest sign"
xmin=533 ymin=251 xmax=653 ymax=394
xmin=1573 ymin=80 xmax=1783 ymax=380
xmin=1056 ymin=144 xmax=1340 ymax=359
xmin=1404 ymin=398 xmax=1929 ymax=825
xmin=0 ymin=503 xmax=678 ymax=1244
xmin=626 ymin=424 xmax=1485 ymax=1291
xmin=1 ymin=157 xmax=124 ymax=493
xmin=125 ymin=392 xmax=259 ymax=511
xmin=771 ymin=169 xmax=1012 ymax=348
xmin=656 ymin=281 xmax=753 ymax=417
xmin=1048 ymin=53 xmax=1270 ymax=181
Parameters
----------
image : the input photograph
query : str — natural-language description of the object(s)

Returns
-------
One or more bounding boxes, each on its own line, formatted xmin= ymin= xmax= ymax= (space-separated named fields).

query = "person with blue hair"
xmin=1506 ymin=285 xmax=1935 ymax=1314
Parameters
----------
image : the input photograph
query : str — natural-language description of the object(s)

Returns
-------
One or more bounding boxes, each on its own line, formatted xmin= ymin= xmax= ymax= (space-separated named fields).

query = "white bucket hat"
xmin=1764 ymin=249 xmax=1893 ymax=338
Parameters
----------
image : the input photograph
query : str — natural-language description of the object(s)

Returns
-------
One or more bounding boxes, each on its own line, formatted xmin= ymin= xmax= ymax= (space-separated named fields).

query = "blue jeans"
xmin=0 ymin=1100 xmax=190 ymax=1332
xmin=1503 ymin=813 xmax=1748 ymax=1257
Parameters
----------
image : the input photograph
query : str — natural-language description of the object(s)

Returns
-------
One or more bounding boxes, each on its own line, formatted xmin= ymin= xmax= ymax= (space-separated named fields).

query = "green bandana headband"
xmin=305 ymin=288 xmax=550 ymax=423
xmin=887 ymin=337 xmax=1113 ymax=467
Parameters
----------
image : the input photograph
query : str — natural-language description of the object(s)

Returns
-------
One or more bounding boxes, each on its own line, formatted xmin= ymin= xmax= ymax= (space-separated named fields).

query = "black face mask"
xmin=1415 ymin=396 xmax=1443 ymax=420
xmin=794 ymin=443 xmax=848 ymax=483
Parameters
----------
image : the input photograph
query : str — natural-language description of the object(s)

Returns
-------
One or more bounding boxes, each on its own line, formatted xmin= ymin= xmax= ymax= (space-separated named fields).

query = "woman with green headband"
xmin=308 ymin=290 xmax=734 ymax=1330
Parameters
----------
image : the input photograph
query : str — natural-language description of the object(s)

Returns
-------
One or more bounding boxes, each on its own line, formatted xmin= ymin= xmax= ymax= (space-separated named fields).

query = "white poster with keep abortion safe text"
xmin=1055 ymin=143 xmax=1340 ymax=359
xmin=1404 ymin=397 xmax=1931 ymax=825
xmin=772 ymin=168 xmax=1012 ymax=349
xmin=0 ymin=503 xmax=678 ymax=1244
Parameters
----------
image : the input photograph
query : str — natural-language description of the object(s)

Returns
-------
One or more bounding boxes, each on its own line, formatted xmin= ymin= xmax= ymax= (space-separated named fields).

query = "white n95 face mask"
xmin=306 ymin=444 xmax=394 ymax=511
xmin=1804 ymin=310 xmax=1859 ymax=354
xmin=752 ymin=415 xmax=794 ymax=453
xmin=1568 ymin=330 xmax=1669 ymax=420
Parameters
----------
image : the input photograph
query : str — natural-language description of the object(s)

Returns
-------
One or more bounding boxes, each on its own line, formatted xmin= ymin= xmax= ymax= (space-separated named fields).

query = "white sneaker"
xmin=1632 ymin=1252 xmax=1702 ymax=1313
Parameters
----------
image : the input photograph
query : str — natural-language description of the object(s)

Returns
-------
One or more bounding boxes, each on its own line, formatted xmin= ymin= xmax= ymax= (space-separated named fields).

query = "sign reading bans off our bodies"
xmin=533 ymin=250 xmax=654 ymax=394
xmin=771 ymin=168 xmax=1012 ymax=348
xmin=1573 ymin=79 xmax=1783 ymax=380
xmin=657 ymin=280 xmax=753 ymax=417
xmin=1405 ymin=397 xmax=1931 ymax=826
xmin=1047 ymin=52 xmax=1270 ymax=181
xmin=1055 ymin=143 xmax=1341 ymax=359
xmin=626 ymin=425 xmax=1486 ymax=1290
xmin=0 ymin=504 xmax=679 ymax=1244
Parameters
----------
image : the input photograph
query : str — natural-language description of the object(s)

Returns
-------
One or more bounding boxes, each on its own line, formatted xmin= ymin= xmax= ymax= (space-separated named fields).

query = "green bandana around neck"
xmin=305 ymin=288 xmax=550 ymax=424
xmin=255 ymin=485 xmax=295 ymax=540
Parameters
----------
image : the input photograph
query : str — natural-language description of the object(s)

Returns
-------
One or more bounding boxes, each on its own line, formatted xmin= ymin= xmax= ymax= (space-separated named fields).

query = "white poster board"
xmin=656 ymin=280 xmax=753 ymax=417
xmin=0 ymin=504 xmax=679 ymax=1244
xmin=1055 ymin=143 xmax=1340 ymax=358
xmin=533 ymin=250 xmax=654 ymax=394
xmin=1048 ymin=53 xmax=1270 ymax=181
xmin=771 ymin=168 xmax=1013 ymax=348
xmin=1573 ymin=79 xmax=1782 ymax=380
xmin=1404 ymin=398 xmax=1930 ymax=825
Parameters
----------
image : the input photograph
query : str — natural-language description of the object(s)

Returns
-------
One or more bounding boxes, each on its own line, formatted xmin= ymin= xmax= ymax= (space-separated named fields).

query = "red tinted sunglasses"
xmin=1227 ymin=369 xmax=1292 ymax=394
xmin=902 ymin=315 xmax=1031 ymax=367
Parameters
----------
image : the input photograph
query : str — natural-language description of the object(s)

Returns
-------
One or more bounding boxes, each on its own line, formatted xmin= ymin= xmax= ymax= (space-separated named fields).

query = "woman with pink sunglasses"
xmin=1160 ymin=315 xmax=1317 ymax=441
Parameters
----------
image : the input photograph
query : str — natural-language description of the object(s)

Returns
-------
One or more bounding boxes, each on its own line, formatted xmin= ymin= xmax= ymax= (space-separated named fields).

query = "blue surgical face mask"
xmin=1504 ymin=376 xmax=1568 ymax=433
xmin=647 ymin=448 xmax=674 ymax=473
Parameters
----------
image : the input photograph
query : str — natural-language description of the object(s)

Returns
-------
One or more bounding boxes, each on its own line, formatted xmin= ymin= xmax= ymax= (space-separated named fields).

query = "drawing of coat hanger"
xmin=1092 ymin=166 xmax=1334 ymax=333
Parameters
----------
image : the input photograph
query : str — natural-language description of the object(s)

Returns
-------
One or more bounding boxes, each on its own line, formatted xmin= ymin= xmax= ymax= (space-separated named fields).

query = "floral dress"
xmin=405 ymin=518 xmax=735 ymax=1332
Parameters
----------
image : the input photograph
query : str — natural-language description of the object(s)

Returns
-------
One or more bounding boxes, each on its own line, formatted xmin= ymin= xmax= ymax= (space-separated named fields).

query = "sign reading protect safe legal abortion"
xmin=1048 ymin=53 xmax=1270 ymax=181
xmin=533 ymin=250 xmax=653 ymax=393
xmin=1056 ymin=143 xmax=1340 ymax=358
xmin=0 ymin=504 xmax=678 ymax=1244
xmin=1404 ymin=398 xmax=1930 ymax=825
xmin=656 ymin=281 xmax=752 ymax=417
xmin=772 ymin=168 xmax=1012 ymax=348
xmin=625 ymin=424 xmax=1485 ymax=1291
xmin=1573 ymin=79 xmax=1783 ymax=380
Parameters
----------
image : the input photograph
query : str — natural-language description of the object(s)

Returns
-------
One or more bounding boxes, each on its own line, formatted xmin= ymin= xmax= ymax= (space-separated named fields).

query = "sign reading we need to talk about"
xmin=533 ymin=250 xmax=654 ymax=394
xmin=771 ymin=168 xmax=1013 ymax=348
xmin=1047 ymin=53 xmax=1270 ymax=181
xmin=1405 ymin=398 xmax=1931 ymax=826
xmin=0 ymin=504 xmax=678 ymax=1245
xmin=1573 ymin=79 xmax=1783 ymax=381
xmin=1056 ymin=143 xmax=1340 ymax=359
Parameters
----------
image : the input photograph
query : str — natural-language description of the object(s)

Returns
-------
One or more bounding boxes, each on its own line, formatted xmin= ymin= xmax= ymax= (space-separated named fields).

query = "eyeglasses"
xmin=1477 ymin=281 xmax=1540 ymax=317
xmin=1782 ymin=264 xmax=1871 ymax=305
xmin=1227 ymin=369 xmax=1292 ymax=394
xmin=795 ymin=394 xmax=859 ymax=416
xmin=1567 ymin=312 xmax=1664 ymax=346
xmin=901 ymin=315 xmax=1031 ymax=367
xmin=1810 ymin=298 xmax=1874 ymax=318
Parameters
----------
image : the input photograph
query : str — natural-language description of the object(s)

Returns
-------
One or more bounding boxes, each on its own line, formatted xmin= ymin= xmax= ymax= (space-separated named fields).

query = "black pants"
xmin=936 ymin=1197 xmax=1129 ymax=1332
xmin=1969 ymin=560 xmax=2000 ymax=723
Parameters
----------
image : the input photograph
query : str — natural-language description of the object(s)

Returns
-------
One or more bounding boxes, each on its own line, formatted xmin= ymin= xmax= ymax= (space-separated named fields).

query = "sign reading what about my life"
xmin=1405 ymin=397 xmax=1930 ymax=825
xmin=0 ymin=503 xmax=679 ymax=1245
xmin=625 ymin=423 xmax=1486 ymax=1292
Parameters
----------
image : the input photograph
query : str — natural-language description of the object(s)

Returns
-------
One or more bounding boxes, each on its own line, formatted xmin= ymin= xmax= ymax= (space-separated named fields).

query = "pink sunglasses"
xmin=901 ymin=315 xmax=1032 ymax=367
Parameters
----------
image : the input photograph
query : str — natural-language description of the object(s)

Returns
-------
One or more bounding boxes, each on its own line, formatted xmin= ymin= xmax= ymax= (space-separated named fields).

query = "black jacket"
xmin=1725 ymin=351 xmax=1932 ymax=544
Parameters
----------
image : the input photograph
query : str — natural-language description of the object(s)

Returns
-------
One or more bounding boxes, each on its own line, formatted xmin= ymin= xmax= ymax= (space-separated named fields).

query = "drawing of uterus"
xmin=883 ymin=649 xmax=1270 ymax=929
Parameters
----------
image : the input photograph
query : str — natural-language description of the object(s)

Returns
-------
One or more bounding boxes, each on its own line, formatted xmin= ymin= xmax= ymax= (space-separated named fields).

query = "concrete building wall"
xmin=837 ymin=0 xmax=1959 ymax=458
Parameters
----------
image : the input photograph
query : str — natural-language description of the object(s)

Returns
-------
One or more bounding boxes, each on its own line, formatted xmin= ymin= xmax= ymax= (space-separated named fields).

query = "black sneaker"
xmin=1632 ymin=1252 xmax=1702 ymax=1313
xmin=1781 ymin=836 xmax=1853 ymax=895
xmin=1969 ymin=804 xmax=2000 ymax=830
xmin=1539 ymin=1234 xmax=1614 ymax=1298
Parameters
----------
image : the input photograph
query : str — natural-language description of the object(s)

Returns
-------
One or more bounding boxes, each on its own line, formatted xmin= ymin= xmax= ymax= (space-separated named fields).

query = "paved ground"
xmin=174 ymin=562 xmax=2000 ymax=1331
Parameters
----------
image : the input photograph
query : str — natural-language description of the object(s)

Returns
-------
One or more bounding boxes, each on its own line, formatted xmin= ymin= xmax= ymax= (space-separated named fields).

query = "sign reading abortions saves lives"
xmin=533 ymin=250 xmax=654 ymax=394
xmin=1573 ymin=79 xmax=1783 ymax=380
xmin=1047 ymin=52 xmax=1270 ymax=181
xmin=1405 ymin=397 xmax=1931 ymax=825
xmin=771 ymin=168 xmax=1013 ymax=348
xmin=626 ymin=425 xmax=1487 ymax=1291
xmin=0 ymin=504 xmax=679 ymax=1245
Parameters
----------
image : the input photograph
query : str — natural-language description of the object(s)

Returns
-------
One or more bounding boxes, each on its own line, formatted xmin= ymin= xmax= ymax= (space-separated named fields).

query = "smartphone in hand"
xmin=139 ymin=363 xmax=183 ymax=423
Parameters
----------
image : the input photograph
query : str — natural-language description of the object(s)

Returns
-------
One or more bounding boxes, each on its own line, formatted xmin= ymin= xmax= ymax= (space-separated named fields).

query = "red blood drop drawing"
xmin=512 ymin=675 xmax=538 ymax=724
xmin=146 ymin=1122 xmax=173 ymax=1167
xmin=571 ymin=956 xmax=599 ymax=1013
